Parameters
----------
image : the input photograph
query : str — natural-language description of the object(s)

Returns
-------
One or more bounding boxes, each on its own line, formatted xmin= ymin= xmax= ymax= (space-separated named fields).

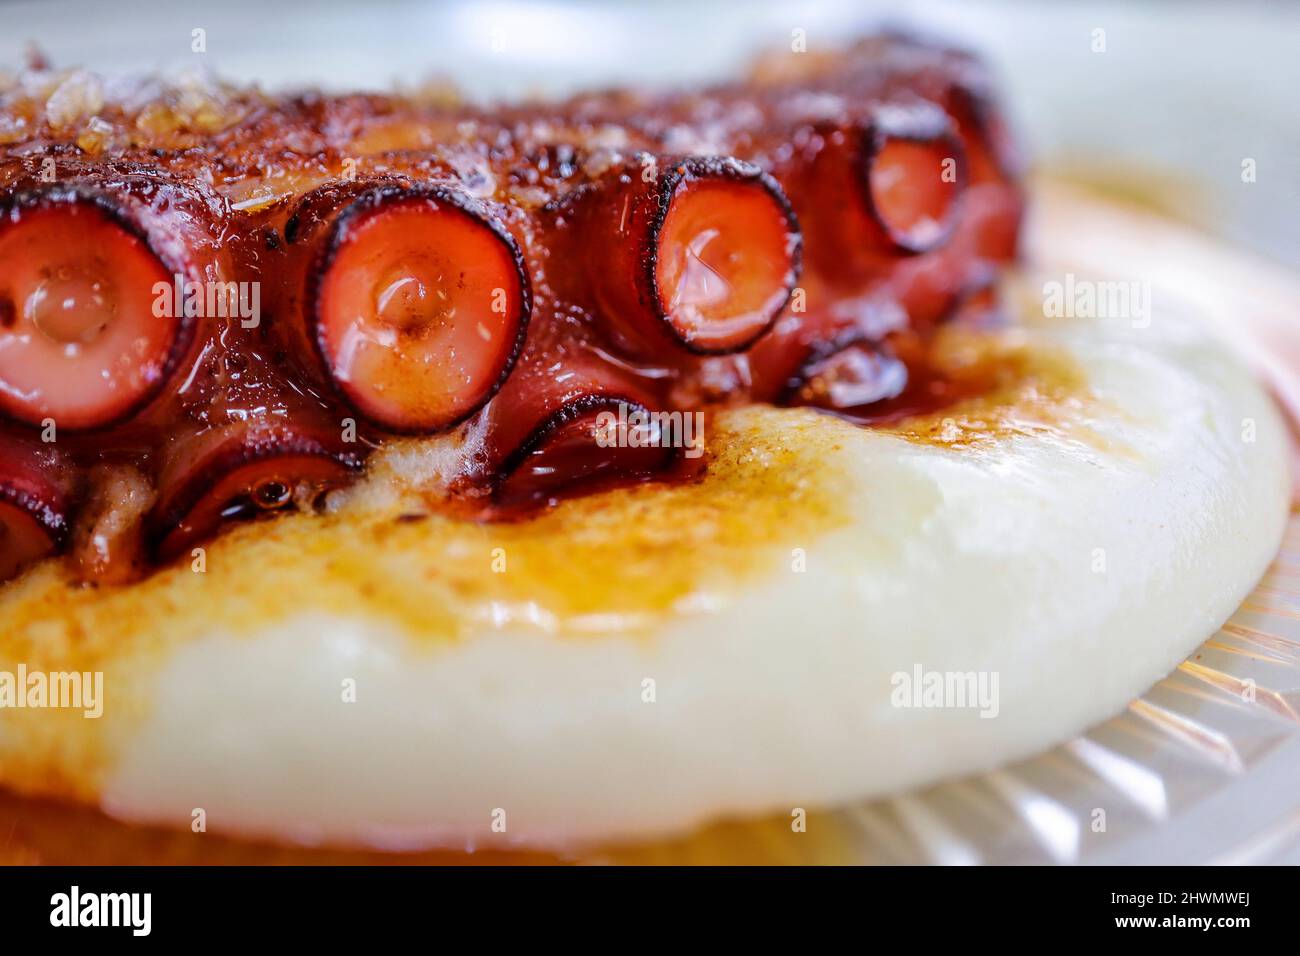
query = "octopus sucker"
xmin=265 ymin=178 xmax=533 ymax=434
xmin=490 ymin=393 xmax=680 ymax=509
xmin=563 ymin=155 xmax=802 ymax=356
xmin=0 ymin=174 xmax=221 ymax=432
xmin=473 ymin=344 xmax=677 ymax=507
xmin=0 ymin=431 xmax=72 ymax=582
xmin=146 ymin=416 xmax=362 ymax=563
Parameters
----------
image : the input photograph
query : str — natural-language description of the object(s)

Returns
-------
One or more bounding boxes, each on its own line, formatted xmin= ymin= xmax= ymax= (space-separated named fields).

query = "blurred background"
xmin=3 ymin=0 xmax=1296 ymax=269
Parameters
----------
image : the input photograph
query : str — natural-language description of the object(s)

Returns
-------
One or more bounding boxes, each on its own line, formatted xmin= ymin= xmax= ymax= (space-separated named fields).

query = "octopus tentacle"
xmin=0 ymin=32 xmax=1025 ymax=582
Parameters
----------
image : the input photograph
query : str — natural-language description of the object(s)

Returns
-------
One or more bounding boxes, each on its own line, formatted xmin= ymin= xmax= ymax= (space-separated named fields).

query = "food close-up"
xmin=0 ymin=0 xmax=1298 ymax=905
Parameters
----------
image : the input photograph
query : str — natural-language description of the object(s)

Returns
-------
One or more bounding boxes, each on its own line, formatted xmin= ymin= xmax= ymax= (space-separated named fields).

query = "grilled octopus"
xmin=0 ymin=33 xmax=1023 ymax=584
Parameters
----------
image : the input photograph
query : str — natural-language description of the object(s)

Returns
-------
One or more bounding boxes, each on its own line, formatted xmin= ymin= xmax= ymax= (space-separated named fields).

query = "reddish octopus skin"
xmin=0 ymin=431 xmax=74 ymax=582
xmin=0 ymin=33 xmax=1025 ymax=584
